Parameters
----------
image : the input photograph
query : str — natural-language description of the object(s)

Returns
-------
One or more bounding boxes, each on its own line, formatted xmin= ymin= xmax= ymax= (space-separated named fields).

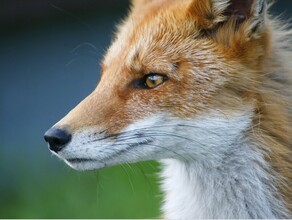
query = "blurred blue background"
xmin=0 ymin=0 xmax=291 ymax=218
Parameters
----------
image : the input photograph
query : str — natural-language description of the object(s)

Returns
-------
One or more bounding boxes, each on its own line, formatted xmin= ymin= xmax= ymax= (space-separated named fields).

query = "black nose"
xmin=44 ymin=128 xmax=71 ymax=153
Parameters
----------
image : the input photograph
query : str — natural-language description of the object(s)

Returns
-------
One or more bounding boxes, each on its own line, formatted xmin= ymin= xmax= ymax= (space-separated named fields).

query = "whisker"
xmin=112 ymin=131 xmax=208 ymax=150
xmin=134 ymin=163 xmax=158 ymax=195
xmin=121 ymin=165 xmax=135 ymax=193
xmin=143 ymin=143 xmax=197 ymax=162
xmin=92 ymin=171 xmax=102 ymax=204
xmin=102 ymin=140 xmax=196 ymax=162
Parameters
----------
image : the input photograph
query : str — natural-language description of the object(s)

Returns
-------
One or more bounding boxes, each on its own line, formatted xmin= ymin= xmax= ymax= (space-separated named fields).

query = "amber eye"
xmin=143 ymin=74 xmax=169 ymax=89
xmin=133 ymin=73 xmax=168 ymax=89
xmin=146 ymin=74 xmax=167 ymax=88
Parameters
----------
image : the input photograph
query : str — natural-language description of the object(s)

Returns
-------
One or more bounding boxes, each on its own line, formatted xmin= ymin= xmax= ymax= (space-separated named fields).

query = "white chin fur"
xmin=64 ymin=159 xmax=105 ymax=171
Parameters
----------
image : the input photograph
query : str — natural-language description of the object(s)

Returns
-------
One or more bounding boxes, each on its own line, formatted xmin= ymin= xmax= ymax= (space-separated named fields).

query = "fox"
xmin=44 ymin=0 xmax=292 ymax=218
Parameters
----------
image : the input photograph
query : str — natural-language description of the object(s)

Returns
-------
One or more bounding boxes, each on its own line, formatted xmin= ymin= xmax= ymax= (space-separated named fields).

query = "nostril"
xmin=44 ymin=128 xmax=71 ymax=153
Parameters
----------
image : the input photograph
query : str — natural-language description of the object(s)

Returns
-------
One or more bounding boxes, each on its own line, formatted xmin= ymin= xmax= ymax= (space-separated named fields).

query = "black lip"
xmin=67 ymin=158 xmax=96 ymax=163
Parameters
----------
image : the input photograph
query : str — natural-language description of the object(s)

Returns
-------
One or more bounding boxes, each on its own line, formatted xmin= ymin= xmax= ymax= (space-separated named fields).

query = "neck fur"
xmin=160 ymin=141 xmax=289 ymax=219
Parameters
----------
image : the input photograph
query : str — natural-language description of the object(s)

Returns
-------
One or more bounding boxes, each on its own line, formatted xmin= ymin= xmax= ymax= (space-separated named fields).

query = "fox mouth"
xmin=66 ymin=140 xmax=154 ymax=164
xmin=62 ymin=138 xmax=155 ymax=170
xmin=66 ymin=158 xmax=97 ymax=163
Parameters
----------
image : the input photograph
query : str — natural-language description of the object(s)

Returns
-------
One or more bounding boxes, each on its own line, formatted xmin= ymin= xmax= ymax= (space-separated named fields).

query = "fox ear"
xmin=189 ymin=0 xmax=267 ymax=32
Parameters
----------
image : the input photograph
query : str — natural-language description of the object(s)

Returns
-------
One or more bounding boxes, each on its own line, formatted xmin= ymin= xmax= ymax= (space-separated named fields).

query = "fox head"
xmin=45 ymin=0 xmax=272 ymax=170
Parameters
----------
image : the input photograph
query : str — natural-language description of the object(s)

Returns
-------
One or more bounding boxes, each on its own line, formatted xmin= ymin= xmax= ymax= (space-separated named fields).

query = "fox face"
xmin=45 ymin=0 xmax=270 ymax=170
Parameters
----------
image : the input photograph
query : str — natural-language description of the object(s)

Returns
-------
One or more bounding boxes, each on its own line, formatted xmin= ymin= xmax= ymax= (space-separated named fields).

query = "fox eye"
xmin=134 ymin=73 xmax=168 ymax=89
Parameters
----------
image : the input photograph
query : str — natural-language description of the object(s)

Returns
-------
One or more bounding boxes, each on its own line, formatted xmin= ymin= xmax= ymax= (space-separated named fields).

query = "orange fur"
xmin=55 ymin=0 xmax=292 ymax=213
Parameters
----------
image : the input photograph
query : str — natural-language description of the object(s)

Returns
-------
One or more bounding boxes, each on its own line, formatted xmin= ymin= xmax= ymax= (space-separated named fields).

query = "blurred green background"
xmin=0 ymin=0 xmax=291 ymax=218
